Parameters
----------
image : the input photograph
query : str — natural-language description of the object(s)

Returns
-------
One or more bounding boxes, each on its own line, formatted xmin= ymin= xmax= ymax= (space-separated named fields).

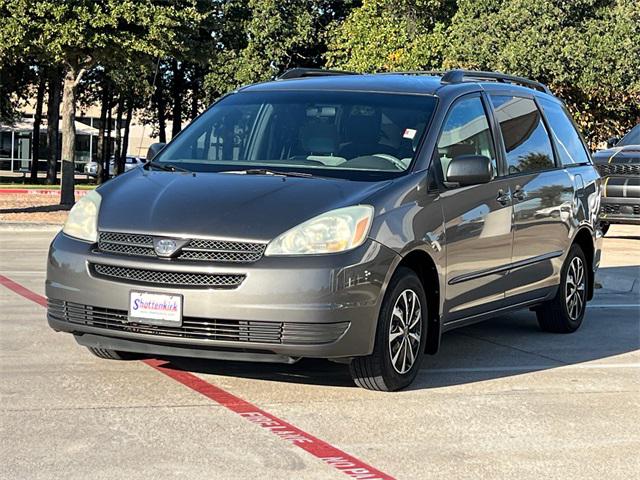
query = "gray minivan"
xmin=46 ymin=69 xmax=602 ymax=391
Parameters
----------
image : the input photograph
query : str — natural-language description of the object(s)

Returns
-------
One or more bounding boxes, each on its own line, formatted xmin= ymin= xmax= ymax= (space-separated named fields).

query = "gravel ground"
xmin=0 ymin=193 xmax=70 ymax=224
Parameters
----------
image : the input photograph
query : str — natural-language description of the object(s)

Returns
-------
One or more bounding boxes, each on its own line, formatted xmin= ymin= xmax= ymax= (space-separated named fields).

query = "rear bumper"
xmin=599 ymin=196 xmax=640 ymax=225
xmin=46 ymin=232 xmax=398 ymax=360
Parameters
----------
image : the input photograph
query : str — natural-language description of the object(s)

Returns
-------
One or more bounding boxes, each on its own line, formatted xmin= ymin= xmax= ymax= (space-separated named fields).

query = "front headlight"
xmin=265 ymin=205 xmax=374 ymax=256
xmin=62 ymin=190 xmax=101 ymax=242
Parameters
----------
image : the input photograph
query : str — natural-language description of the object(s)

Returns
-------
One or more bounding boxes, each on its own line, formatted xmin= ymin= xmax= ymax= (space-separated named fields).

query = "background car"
xmin=84 ymin=156 xmax=146 ymax=177
xmin=592 ymin=124 xmax=640 ymax=235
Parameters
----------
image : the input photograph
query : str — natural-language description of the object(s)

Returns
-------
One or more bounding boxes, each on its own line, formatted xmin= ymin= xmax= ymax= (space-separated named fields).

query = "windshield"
xmin=154 ymin=90 xmax=437 ymax=179
xmin=617 ymin=124 xmax=640 ymax=146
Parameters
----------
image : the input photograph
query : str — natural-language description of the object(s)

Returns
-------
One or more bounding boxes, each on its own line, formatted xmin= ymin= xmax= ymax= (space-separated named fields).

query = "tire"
xmin=350 ymin=267 xmax=428 ymax=391
xmin=536 ymin=244 xmax=588 ymax=333
xmin=600 ymin=222 xmax=610 ymax=236
xmin=86 ymin=347 xmax=142 ymax=360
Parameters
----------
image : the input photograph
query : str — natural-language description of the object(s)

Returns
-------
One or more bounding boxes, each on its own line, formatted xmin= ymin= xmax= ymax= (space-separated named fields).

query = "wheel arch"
xmin=572 ymin=226 xmax=595 ymax=301
xmin=387 ymin=249 xmax=442 ymax=355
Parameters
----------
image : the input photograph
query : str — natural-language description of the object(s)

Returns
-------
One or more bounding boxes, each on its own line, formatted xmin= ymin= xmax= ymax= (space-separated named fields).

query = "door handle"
xmin=513 ymin=186 xmax=526 ymax=201
xmin=496 ymin=189 xmax=511 ymax=206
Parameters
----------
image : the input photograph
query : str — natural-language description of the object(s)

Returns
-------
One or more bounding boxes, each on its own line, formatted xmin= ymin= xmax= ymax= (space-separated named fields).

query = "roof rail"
xmin=440 ymin=69 xmax=551 ymax=94
xmin=278 ymin=68 xmax=359 ymax=80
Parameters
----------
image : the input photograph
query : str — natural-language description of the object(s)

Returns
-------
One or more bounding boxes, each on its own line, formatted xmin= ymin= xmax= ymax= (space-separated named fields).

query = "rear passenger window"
xmin=436 ymin=96 xmax=496 ymax=182
xmin=539 ymin=98 xmax=590 ymax=166
xmin=490 ymin=95 xmax=555 ymax=175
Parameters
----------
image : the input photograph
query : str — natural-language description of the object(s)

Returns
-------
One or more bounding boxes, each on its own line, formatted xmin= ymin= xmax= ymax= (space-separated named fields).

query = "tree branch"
xmin=73 ymin=68 xmax=87 ymax=88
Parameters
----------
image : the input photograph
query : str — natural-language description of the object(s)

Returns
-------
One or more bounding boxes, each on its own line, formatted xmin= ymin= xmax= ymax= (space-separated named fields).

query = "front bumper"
xmin=46 ymin=232 xmax=398 ymax=361
xmin=599 ymin=196 xmax=640 ymax=225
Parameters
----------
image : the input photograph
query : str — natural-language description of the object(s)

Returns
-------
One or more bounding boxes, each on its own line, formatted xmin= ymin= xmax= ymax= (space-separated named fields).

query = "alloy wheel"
xmin=388 ymin=289 xmax=422 ymax=374
xmin=565 ymin=257 xmax=586 ymax=321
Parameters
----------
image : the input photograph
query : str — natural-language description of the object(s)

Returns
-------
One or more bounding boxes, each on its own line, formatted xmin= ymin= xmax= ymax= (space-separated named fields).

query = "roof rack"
xmin=439 ymin=69 xmax=551 ymax=94
xmin=278 ymin=68 xmax=359 ymax=80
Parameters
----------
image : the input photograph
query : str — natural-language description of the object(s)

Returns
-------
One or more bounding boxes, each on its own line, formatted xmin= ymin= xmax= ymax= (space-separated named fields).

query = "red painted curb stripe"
xmin=0 ymin=275 xmax=395 ymax=480
xmin=0 ymin=274 xmax=48 ymax=307
xmin=143 ymin=358 xmax=394 ymax=479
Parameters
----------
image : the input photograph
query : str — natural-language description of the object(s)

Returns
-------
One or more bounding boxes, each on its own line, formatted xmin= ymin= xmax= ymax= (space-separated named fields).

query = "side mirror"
xmin=606 ymin=136 xmax=619 ymax=148
xmin=446 ymin=155 xmax=493 ymax=186
xmin=146 ymin=142 xmax=166 ymax=161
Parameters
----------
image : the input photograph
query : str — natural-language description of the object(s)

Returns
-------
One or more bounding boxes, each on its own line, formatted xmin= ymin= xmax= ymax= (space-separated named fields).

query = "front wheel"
xmin=536 ymin=244 xmax=588 ymax=333
xmin=350 ymin=267 xmax=427 ymax=391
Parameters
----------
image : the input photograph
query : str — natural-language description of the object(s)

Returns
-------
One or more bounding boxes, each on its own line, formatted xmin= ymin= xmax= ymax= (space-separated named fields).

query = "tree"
xmin=1 ymin=0 xmax=206 ymax=204
xmin=45 ymin=69 xmax=62 ymax=185
xmin=444 ymin=0 xmax=640 ymax=145
xmin=326 ymin=0 xmax=455 ymax=72
xmin=29 ymin=70 xmax=46 ymax=181
xmin=206 ymin=0 xmax=357 ymax=97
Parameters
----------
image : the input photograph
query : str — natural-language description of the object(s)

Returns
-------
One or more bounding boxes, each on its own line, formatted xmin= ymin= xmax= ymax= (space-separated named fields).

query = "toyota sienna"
xmin=47 ymin=69 xmax=603 ymax=391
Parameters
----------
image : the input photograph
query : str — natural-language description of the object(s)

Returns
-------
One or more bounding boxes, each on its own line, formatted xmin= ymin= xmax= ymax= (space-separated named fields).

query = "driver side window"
xmin=437 ymin=96 xmax=497 ymax=182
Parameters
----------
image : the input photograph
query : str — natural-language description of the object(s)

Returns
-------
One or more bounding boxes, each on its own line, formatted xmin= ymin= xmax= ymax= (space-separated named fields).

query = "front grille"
xmin=47 ymin=299 xmax=349 ymax=345
xmin=596 ymin=163 xmax=640 ymax=176
xmin=91 ymin=263 xmax=245 ymax=288
xmin=601 ymin=204 xmax=640 ymax=215
xmin=97 ymin=231 xmax=266 ymax=263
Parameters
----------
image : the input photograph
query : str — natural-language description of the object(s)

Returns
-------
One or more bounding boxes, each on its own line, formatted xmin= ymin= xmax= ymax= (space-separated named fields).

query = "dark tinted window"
xmin=618 ymin=124 xmax=640 ymax=146
xmin=490 ymin=95 xmax=555 ymax=175
xmin=539 ymin=98 xmax=590 ymax=166
xmin=436 ymin=96 xmax=496 ymax=182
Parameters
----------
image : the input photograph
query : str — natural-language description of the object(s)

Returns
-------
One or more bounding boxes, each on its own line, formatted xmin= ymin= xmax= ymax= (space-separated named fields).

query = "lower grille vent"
xmin=47 ymin=299 xmax=349 ymax=345
xmin=90 ymin=263 xmax=245 ymax=288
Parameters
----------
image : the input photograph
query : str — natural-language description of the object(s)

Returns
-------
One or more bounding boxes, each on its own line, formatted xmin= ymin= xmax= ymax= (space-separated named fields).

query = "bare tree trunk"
xmin=60 ymin=67 xmax=81 ymax=206
xmin=156 ymin=82 xmax=167 ymax=143
xmin=171 ymin=59 xmax=184 ymax=138
xmin=46 ymin=72 xmax=62 ymax=185
xmin=101 ymin=102 xmax=113 ymax=183
xmin=191 ymin=65 xmax=200 ymax=121
xmin=30 ymin=73 xmax=46 ymax=182
xmin=96 ymin=82 xmax=109 ymax=184
xmin=113 ymin=99 xmax=123 ymax=175
xmin=119 ymin=98 xmax=133 ymax=173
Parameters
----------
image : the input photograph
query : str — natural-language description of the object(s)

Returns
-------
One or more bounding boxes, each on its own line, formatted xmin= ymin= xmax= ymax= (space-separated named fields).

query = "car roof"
xmin=241 ymin=73 xmax=443 ymax=96
xmin=239 ymin=69 xmax=557 ymax=101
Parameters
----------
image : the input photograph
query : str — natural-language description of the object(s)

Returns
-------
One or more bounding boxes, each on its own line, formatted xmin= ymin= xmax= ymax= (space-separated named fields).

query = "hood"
xmin=592 ymin=145 xmax=640 ymax=164
xmin=96 ymin=169 xmax=391 ymax=241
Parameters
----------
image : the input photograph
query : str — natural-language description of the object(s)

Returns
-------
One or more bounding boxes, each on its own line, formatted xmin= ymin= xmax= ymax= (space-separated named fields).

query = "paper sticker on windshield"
xmin=403 ymin=128 xmax=417 ymax=139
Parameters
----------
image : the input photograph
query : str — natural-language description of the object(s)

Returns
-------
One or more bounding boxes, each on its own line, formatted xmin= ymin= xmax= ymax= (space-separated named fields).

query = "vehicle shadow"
xmin=159 ymin=266 xmax=639 ymax=391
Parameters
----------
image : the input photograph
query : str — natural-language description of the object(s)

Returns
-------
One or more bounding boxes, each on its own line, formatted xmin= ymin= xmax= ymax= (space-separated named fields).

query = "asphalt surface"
xmin=1 ymin=225 xmax=639 ymax=479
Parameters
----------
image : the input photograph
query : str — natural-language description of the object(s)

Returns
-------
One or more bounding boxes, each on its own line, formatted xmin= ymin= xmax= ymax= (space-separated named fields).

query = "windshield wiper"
xmin=146 ymin=162 xmax=191 ymax=173
xmin=224 ymin=168 xmax=314 ymax=178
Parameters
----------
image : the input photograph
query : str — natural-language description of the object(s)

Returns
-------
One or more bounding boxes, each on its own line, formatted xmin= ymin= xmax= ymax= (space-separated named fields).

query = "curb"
xmin=0 ymin=222 xmax=62 ymax=231
xmin=0 ymin=189 xmax=89 ymax=196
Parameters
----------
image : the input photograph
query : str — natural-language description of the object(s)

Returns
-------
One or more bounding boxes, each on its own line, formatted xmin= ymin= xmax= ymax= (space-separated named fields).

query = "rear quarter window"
xmin=490 ymin=95 xmax=555 ymax=175
xmin=539 ymin=98 xmax=591 ymax=166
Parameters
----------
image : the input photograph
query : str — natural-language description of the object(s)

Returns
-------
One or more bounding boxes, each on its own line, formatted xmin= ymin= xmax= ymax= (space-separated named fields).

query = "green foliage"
xmin=205 ymin=0 xmax=356 ymax=96
xmin=326 ymin=0 xmax=455 ymax=72
xmin=1 ymin=0 xmax=638 ymax=147
xmin=444 ymin=0 xmax=640 ymax=143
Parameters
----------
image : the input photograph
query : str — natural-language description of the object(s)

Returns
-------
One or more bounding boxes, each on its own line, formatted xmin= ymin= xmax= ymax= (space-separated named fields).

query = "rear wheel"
xmin=600 ymin=222 xmax=610 ymax=236
xmin=350 ymin=267 xmax=427 ymax=391
xmin=536 ymin=244 xmax=588 ymax=333
xmin=86 ymin=347 xmax=142 ymax=360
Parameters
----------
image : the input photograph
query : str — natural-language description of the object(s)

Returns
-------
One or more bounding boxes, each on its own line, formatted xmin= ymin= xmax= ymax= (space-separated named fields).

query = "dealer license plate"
xmin=128 ymin=291 xmax=183 ymax=326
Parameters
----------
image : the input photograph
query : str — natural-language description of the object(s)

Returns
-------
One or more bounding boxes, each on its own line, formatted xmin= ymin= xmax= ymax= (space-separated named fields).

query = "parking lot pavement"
xmin=1 ymin=226 xmax=639 ymax=480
